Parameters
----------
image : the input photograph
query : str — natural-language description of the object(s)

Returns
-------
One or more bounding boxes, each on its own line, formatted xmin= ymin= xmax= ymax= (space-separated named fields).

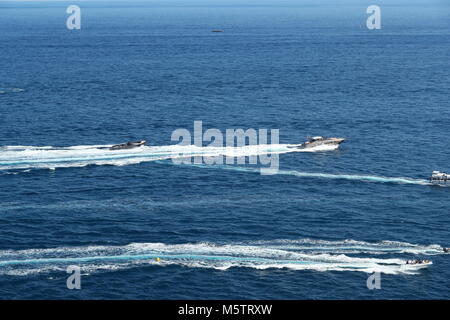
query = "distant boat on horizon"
xmin=212 ymin=29 xmax=224 ymax=33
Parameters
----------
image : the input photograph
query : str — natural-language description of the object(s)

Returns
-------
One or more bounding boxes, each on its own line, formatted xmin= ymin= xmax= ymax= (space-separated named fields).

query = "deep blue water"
xmin=0 ymin=0 xmax=449 ymax=299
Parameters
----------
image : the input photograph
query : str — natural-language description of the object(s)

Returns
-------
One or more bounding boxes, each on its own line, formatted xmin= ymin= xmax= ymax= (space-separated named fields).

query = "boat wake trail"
xmin=0 ymin=239 xmax=444 ymax=276
xmin=0 ymin=143 xmax=314 ymax=171
xmin=250 ymin=239 xmax=445 ymax=255
xmin=164 ymin=162 xmax=430 ymax=186
xmin=0 ymin=144 xmax=430 ymax=186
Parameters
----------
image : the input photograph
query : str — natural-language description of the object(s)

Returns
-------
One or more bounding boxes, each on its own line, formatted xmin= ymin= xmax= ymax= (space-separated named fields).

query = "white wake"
xmin=0 ymin=239 xmax=443 ymax=276
xmin=0 ymin=143 xmax=329 ymax=171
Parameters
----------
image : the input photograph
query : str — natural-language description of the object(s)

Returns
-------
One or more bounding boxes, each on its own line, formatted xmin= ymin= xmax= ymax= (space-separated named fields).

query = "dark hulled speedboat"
xmin=109 ymin=140 xmax=146 ymax=150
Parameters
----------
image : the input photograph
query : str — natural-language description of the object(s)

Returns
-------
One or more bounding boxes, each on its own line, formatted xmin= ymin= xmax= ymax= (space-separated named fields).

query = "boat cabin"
xmin=308 ymin=136 xmax=324 ymax=142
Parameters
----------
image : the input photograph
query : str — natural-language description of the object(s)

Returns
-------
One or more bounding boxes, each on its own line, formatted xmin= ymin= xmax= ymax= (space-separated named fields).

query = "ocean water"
xmin=0 ymin=0 xmax=450 ymax=299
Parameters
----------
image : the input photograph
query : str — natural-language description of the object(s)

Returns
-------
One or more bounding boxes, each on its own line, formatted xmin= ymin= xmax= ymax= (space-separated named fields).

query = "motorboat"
xmin=430 ymin=171 xmax=449 ymax=184
xmin=405 ymin=259 xmax=432 ymax=266
xmin=288 ymin=136 xmax=345 ymax=150
xmin=109 ymin=140 xmax=146 ymax=150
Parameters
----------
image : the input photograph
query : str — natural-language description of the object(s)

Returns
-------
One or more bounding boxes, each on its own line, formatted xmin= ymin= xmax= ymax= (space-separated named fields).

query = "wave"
xmin=0 ymin=239 xmax=443 ymax=276
xmin=0 ymin=88 xmax=25 ymax=94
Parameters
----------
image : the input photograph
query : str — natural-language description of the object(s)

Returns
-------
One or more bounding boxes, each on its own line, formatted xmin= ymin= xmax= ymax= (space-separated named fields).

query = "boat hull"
xmin=289 ymin=137 xmax=345 ymax=150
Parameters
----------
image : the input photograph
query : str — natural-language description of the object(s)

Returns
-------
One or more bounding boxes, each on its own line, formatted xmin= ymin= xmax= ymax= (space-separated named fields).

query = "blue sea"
xmin=0 ymin=0 xmax=449 ymax=299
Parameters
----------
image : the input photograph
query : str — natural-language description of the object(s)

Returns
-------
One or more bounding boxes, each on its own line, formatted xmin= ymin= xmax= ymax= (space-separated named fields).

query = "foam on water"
xmin=0 ymin=239 xmax=442 ymax=276
xmin=0 ymin=143 xmax=306 ymax=170
xmin=169 ymin=162 xmax=431 ymax=186
xmin=248 ymin=239 xmax=446 ymax=255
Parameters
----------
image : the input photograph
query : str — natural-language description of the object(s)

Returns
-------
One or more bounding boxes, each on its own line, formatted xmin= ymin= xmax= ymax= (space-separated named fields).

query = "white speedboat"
xmin=430 ymin=171 xmax=449 ymax=184
xmin=405 ymin=259 xmax=432 ymax=267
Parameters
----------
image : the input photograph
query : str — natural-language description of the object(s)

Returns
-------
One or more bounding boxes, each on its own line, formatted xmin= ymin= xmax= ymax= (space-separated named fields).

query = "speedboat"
xmin=109 ymin=140 xmax=146 ymax=150
xmin=405 ymin=259 xmax=432 ymax=266
xmin=430 ymin=171 xmax=449 ymax=184
xmin=288 ymin=136 xmax=345 ymax=150
xmin=404 ymin=259 xmax=432 ymax=270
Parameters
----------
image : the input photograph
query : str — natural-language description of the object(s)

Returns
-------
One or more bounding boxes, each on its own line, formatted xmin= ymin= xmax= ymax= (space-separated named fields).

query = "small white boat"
xmin=430 ymin=171 xmax=449 ymax=184
xmin=405 ymin=259 xmax=432 ymax=267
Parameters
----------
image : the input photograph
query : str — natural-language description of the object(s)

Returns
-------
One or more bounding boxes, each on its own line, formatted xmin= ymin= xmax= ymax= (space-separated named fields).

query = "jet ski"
xmin=288 ymin=136 xmax=345 ymax=150
xmin=443 ymin=248 xmax=450 ymax=253
xmin=109 ymin=140 xmax=146 ymax=150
